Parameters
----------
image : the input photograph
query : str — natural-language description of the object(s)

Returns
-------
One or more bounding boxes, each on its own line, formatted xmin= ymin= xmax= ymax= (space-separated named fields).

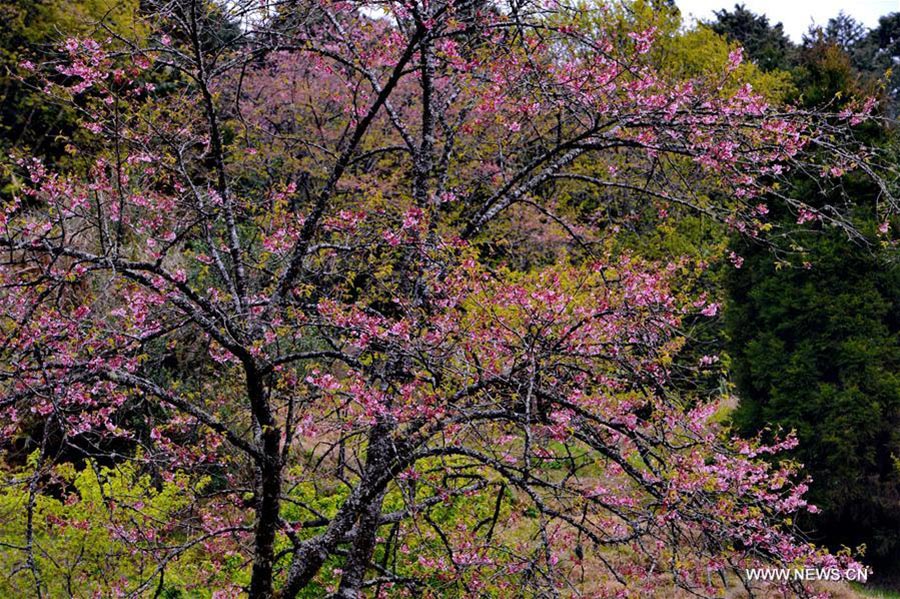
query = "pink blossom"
xmin=701 ymin=302 xmax=720 ymax=317
xmin=727 ymin=47 xmax=744 ymax=71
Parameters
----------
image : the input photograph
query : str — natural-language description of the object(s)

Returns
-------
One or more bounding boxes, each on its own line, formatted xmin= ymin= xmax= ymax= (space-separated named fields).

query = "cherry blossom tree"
xmin=0 ymin=0 xmax=887 ymax=596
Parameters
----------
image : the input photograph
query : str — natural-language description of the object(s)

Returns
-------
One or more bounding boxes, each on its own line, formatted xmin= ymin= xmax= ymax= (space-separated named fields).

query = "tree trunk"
xmin=248 ymin=430 xmax=282 ymax=598
xmin=333 ymin=490 xmax=387 ymax=598
xmin=333 ymin=418 xmax=393 ymax=598
xmin=279 ymin=419 xmax=395 ymax=598
xmin=248 ymin=369 xmax=282 ymax=599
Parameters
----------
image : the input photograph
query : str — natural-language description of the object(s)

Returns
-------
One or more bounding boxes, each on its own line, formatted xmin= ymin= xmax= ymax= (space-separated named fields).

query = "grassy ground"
xmin=849 ymin=582 xmax=900 ymax=598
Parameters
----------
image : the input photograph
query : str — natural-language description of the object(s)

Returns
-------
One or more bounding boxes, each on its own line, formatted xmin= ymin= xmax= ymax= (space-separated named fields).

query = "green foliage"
xmin=0 ymin=0 xmax=145 ymax=167
xmin=811 ymin=12 xmax=900 ymax=116
xmin=709 ymin=4 xmax=794 ymax=72
xmin=727 ymin=227 xmax=900 ymax=566
xmin=710 ymin=5 xmax=900 ymax=570
xmin=660 ymin=24 xmax=794 ymax=100
xmin=0 ymin=458 xmax=237 ymax=597
xmin=282 ymin=457 xmax=521 ymax=597
xmin=592 ymin=1 xmax=793 ymax=100
xmin=790 ymin=37 xmax=879 ymax=108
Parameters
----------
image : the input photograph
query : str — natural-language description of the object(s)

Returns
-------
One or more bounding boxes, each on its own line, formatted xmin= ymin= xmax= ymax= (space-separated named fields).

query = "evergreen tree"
xmin=710 ymin=3 xmax=793 ymax=71
xmin=726 ymin=37 xmax=900 ymax=569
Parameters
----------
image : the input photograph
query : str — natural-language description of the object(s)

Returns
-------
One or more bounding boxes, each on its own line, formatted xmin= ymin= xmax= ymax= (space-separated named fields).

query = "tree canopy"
xmin=0 ymin=0 xmax=895 ymax=597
